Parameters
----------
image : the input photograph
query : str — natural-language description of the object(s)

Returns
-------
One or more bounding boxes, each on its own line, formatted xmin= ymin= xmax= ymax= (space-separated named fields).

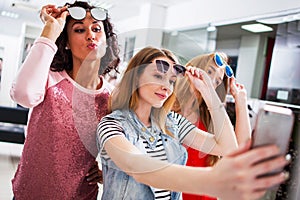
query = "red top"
xmin=182 ymin=120 xmax=217 ymax=200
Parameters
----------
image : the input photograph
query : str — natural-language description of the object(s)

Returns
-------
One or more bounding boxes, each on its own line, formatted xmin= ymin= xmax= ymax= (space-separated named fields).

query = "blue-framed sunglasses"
xmin=67 ymin=6 xmax=107 ymax=21
xmin=154 ymin=60 xmax=186 ymax=77
xmin=214 ymin=53 xmax=234 ymax=78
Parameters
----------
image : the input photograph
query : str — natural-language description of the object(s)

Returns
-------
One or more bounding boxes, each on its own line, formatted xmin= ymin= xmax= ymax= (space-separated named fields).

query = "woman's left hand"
xmin=229 ymin=78 xmax=247 ymax=103
xmin=86 ymin=161 xmax=103 ymax=184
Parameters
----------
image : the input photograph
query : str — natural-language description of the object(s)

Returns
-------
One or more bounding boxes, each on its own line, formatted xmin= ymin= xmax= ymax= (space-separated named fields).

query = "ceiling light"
xmin=207 ymin=26 xmax=216 ymax=32
xmin=1 ymin=10 xmax=19 ymax=19
xmin=206 ymin=23 xmax=216 ymax=32
xmin=241 ymin=23 xmax=273 ymax=33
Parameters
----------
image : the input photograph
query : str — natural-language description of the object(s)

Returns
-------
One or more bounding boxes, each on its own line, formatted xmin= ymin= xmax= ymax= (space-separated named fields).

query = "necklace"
xmin=141 ymin=126 xmax=157 ymax=143
xmin=128 ymin=110 xmax=160 ymax=149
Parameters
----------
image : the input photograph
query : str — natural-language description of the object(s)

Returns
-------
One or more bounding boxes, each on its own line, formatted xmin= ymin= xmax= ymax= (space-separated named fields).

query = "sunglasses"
xmin=154 ymin=60 xmax=186 ymax=77
xmin=67 ymin=6 xmax=107 ymax=21
xmin=214 ymin=53 xmax=234 ymax=78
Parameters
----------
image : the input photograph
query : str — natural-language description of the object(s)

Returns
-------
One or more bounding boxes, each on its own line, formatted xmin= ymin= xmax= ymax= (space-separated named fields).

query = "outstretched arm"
xmin=102 ymin=134 xmax=289 ymax=199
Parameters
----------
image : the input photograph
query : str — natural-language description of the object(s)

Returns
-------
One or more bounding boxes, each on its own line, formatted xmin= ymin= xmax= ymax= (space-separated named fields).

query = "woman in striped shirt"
xmin=97 ymin=46 xmax=289 ymax=200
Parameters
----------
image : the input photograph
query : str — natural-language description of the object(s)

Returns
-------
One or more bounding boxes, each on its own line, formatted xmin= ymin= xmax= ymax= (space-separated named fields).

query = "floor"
xmin=0 ymin=142 xmax=22 ymax=200
xmin=0 ymin=142 xmax=103 ymax=200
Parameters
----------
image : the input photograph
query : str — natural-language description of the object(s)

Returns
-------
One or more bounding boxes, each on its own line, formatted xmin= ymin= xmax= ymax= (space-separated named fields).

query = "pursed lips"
xmin=87 ymin=43 xmax=97 ymax=49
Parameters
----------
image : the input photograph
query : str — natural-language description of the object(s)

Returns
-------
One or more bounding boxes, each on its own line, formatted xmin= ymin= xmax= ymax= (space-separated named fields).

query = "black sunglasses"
xmin=67 ymin=6 xmax=107 ymax=21
xmin=154 ymin=60 xmax=186 ymax=77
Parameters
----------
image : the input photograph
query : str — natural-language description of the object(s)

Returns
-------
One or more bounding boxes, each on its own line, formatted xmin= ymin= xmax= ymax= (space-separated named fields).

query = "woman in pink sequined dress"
xmin=10 ymin=1 xmax=120 ymax=199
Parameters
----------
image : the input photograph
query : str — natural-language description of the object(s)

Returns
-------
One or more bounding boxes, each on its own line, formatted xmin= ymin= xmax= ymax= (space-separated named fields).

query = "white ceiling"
xmin=0 ymin=0 xmax=187 ymax=23
xmin=0 ymin=0 xmax=291 ymax=43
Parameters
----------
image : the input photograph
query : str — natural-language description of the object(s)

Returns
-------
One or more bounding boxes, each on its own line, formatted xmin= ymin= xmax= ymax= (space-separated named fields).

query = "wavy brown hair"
xmin=50 ymin=1 xmax=120 ymax=75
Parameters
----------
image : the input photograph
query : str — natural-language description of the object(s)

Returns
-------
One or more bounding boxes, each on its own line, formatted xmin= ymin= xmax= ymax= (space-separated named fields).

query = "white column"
xmin=236 ymin=35 xmax=261 ymax=98
xmin=133 ymin=3 xmax=166 ymax=52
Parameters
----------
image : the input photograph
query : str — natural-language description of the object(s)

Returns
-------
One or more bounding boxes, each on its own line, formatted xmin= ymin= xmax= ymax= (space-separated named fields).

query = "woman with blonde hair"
xmin=173 ymin=52 xmax=251 ymax=200
xmin=96 ymin=46 xmax=288 ymax=200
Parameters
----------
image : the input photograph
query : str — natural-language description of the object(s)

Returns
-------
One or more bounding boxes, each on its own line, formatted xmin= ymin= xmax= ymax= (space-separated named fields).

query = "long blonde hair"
xmin=173 ymin=52 xmax=229 ymax=165
xmin=174 ymin=52 xmax=229 ymax=129
xmin=110 ymin=46 xmax=180 ymax=136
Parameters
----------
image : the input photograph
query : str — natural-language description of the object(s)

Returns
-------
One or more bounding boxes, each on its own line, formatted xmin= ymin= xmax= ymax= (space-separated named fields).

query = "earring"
xmin=65 ymin=46 xmax=70 ymax=50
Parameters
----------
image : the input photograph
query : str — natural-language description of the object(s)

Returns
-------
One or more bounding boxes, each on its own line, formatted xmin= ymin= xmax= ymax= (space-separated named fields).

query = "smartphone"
xmin=251 ymin=104 xmax=294 ymax=176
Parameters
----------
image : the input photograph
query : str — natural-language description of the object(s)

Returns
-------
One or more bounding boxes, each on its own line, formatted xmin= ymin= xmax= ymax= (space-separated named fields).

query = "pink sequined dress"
xmin=10 ymin=37 xmax=113 ymax=199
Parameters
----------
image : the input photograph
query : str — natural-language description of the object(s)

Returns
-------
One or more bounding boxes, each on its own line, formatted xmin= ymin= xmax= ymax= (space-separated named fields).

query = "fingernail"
xmin=285 ymin=154 xmax=292 ymax=162
xmin=283 ymin=171 xmax=290 ymax=180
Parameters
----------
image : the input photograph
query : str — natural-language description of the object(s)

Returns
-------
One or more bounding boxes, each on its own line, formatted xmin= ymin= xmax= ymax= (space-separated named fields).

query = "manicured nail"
xmin=283 ymin=171 xmax=290 ymax=180
xmin=285 ymin=154 xmax=291 ymax=162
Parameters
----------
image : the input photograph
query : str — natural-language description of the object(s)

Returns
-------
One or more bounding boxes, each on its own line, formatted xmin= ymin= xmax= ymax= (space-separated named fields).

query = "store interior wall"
xmin=0 ymin=0 xmax=300 ymax=107
xmin=164 ymin=0 xmax=300 ymax=30
xmin=1 ymin=2 xmax=299 ymax=199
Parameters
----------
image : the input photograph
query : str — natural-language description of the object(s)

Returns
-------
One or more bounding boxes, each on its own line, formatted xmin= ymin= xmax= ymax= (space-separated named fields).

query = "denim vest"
xmin=99 ymin=109 xmax=187 ymax=200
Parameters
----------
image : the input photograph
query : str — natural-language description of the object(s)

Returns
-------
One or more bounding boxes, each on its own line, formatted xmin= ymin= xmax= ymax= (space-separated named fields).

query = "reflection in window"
xmin=22 ymin=38 xmax=35 ymax=63
xmin=162 ymin=28 xmax=216 ymax=65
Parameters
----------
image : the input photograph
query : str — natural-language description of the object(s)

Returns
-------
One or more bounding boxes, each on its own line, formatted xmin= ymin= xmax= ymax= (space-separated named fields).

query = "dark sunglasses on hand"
xmin=154 ymin=60 xmax=186 ymax=77
xmin=67 ymin=6 xmax=107 ymax=21
xmin=214 ymin=53 xmax=234 ymax=78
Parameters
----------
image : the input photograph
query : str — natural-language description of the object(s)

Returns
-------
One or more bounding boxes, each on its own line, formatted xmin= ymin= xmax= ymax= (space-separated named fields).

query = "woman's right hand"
xmin=185 ymin=66 xmax=220 ymax=108
xmin=40 ymin=4 xmax=69 ymax=41
xmin=209 ymin=141 xmax=290 ymax=200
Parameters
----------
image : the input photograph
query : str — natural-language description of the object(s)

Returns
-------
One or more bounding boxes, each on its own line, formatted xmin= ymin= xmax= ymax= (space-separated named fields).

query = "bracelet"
xmin=207 ymin=104 xmax=224 ymax=111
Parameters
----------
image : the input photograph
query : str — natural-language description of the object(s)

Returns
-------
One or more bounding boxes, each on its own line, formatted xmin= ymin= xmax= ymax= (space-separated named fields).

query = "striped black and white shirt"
xmin=98 ymin=111 xmax=196 ymax=199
